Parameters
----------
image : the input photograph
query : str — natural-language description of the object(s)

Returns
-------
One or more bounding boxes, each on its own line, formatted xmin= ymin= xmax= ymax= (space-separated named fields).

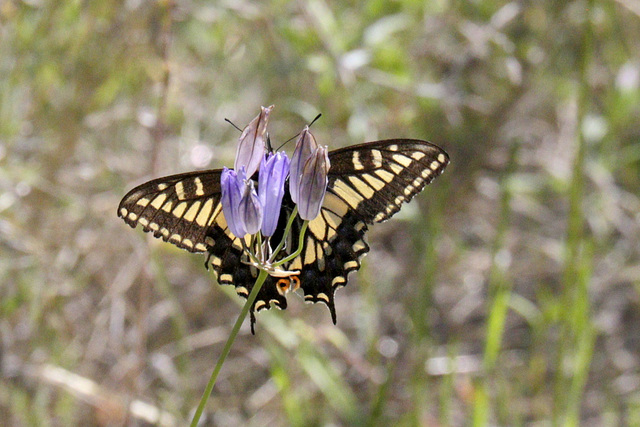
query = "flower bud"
xmin=235 ymin=105 xmax=273 ymax=178
xmin=296 ymin=146 xmax=330 ymax=221
xmin=221 ymin=167 xmax=247 ymax=238
xmin=289 ymin=126 xmax=318 ymax=204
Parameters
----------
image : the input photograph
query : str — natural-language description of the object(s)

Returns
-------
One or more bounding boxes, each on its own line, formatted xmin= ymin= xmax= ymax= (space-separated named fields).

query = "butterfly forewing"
xmin=325 ymin=139 xmax=449 ymax=223
xmin=118 ymin=170 xmax=225 ymax=253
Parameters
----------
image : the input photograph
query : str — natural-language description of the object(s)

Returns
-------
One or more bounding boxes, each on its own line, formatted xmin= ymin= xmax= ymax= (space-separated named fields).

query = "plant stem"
xmin=269 ymin=206 xmax=299 ymax=262
xmin=273 ymin=220 xmax=309 ymax=266
xmin=190 ymin=269 xmax=270 ymax=427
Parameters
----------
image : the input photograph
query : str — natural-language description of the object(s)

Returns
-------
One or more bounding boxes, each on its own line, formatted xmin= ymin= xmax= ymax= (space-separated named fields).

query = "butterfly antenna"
xmin=275 ymin=113 xmax=323 ymax=151
xmin=225 ymin=118 xmax=243 ymax=132
xmin=308 ymin=113 xmax=322 ymax=128
xmin=266 ymin=133 xmax=274 ymax=153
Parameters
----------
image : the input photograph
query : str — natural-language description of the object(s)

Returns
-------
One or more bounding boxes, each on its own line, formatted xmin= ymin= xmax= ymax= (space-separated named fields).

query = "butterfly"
xmin=118 ymin=139 xmax=449 ymax=332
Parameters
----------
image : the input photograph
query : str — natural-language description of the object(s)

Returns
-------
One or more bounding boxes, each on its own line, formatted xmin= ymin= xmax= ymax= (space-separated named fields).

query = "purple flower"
xmin=235 ymin=105 xmax=273 ymax=178
xmin=238 ymin=179 xmax=262 ymax=235
xmin=289 ymin=126 xmax=318 ymax=204
xmin=221 ymin=167 xmax=263 ymax=238
xmin=221 ymin=167 xmax=247 ymax=238
xmin=296 ymin=146 xmax=330 ymax=221
xmin=258 ymin=152 xmax=290 ymax=237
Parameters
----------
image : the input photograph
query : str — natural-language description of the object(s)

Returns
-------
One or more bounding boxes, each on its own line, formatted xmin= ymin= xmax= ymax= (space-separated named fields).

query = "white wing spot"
xmin=120 ymin=208 xmax=128 ymax=217
xmin=136 ymin=198 xmax=150 ymax=207
xmin=308 ymin=217 xmax=327 ymax=240
xmin=371 ymin=149 xmax=383 ymax=168
xmin=183 ymin=201 xmax=201 ymax=222
xmin=332 ymin=276 xmax=346 ymax=287
xmin=362 ymin=174 xmax=385 ymax=190
xmin=352 ymin=151 xmax=365 ymax=170
xmin=352 ymin=240 xmax=367 ymax=252
xmin=175 ymin=181 xmax=185 ymax=200
xmin=196 ymin=199 xmax=214 ymax=226
xmin=421 ymin=169 xmax=432 ymax=179
xmin=138 ymin=217 xmax=149 ymax=226
xmin=206 ymin=203 xmax=223 ymax=226
xmin=438 ymin=153 xmax=447 ymax=163
xmin=392 ymin=154 xmax=412 ymax=167
xmin=412 ymin=152 xmax=426 ymax=161
xmin=332 ymin=180 xmax=363 ymax=209
xmin=430 ymin=160 xmax=440 ymax=171
xmin=389 ymin=162 xmax=403 ymax=174
xmin=344 ymin=260 xmax=359 ymax=271
xmin=348 ymin=176 xmax=374 ymax=198
xmin=128 ymin=212 xmax=138 ymax=221
xmin=157 ymin=183 xmax=168 ymax=190
xmin=375 ymin=170 xmax=394 ymax=183
xmin=150 ymin=193 xmax=167 ymax=209
xmin=194 ymin=177 xmax=205 ymax=196
xmin=161 ymin=201 xmax=173 ymax=212
xmin=172 ymin=202 xmax=188 ymax=218
xmin=304 ymin=242 xmax=316 ymax=266
xmin=388 ymin=144 xmax=399 ymax=151
xmin=317 ymin=293 xmax=329 ymax=302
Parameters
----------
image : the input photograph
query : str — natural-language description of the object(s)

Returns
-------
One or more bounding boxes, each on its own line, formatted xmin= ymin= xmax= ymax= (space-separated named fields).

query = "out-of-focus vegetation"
xmin=1 ymin=0 xmax=640 ymax=425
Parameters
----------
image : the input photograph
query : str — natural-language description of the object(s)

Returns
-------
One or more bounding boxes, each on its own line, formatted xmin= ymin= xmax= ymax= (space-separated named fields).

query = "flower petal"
xmin=259 ymin=152 xmax=290 ymax=236
xmin=221 ymin=167 xmax=247 ymax=238
xmin=239 ymin=179 xmax=263 ymax=235
xmin=297 ymin=146 xmax=330 ymax=221
xmin=289 ymin=126 xmax=318 ymax=204
xmin=235 ymin=105 xmax=273 ymax=178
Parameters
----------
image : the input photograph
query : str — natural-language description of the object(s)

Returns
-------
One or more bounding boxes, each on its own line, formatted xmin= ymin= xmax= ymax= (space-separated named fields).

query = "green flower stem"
xmin=269 ymin=206 xmax=299 ymax=262
xmin=190 ymin=268 xmax=270 ymax=427
xmin=256 ymin=231 xmax=264 ymax=260
xmin=273 ymin=220 xmax=309 ymax=267
xmin=241 ymin=238 xmax=261 ymax=266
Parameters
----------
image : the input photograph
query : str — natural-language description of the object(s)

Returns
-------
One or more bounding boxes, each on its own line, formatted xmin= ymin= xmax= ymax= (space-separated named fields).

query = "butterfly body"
xmin=118 ymin=139 xmax=449 ymax=329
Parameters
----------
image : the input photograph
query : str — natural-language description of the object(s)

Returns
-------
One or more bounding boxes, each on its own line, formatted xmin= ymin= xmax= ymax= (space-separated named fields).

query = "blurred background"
xmin=1 ymin=0 xmax=640 ymax=425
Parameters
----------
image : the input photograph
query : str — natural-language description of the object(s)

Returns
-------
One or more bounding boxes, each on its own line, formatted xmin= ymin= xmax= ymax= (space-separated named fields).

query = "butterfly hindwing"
xmin=288 ymin=209 xmax=369 ymax=323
